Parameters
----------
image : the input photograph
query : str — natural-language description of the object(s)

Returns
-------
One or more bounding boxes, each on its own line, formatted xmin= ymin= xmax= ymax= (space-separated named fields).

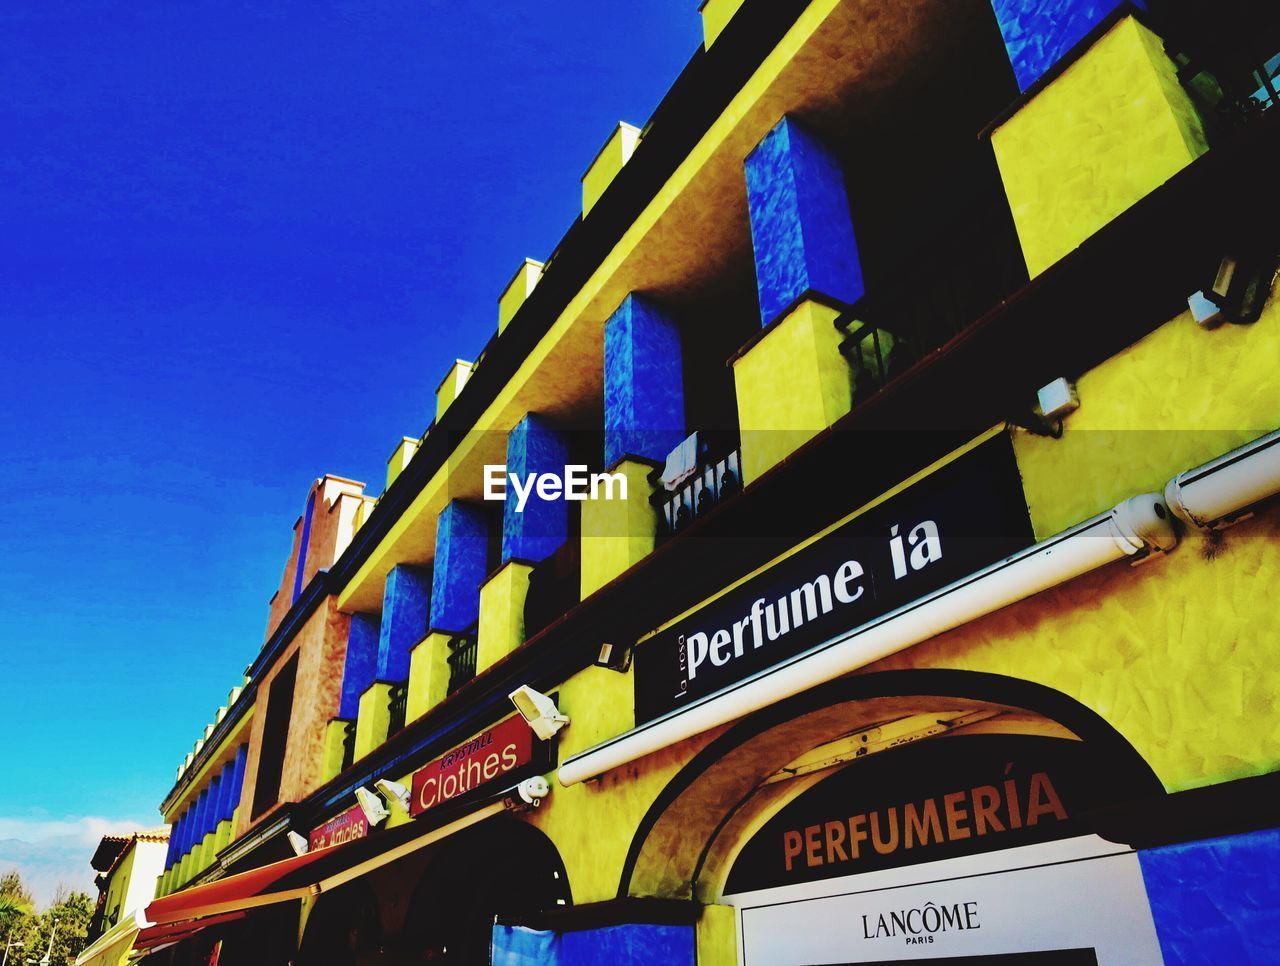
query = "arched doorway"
xmin=622 ymin=671 xmax=1168 ymax=963
xmin=399 ymin=817 xmax=571 ymax=963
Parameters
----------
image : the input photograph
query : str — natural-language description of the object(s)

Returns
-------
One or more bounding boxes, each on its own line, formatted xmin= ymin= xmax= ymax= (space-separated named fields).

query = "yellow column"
xmin=408 ymin=632 xmax=453 ymax=721
xmin=580 ymin=460 xmax=659 ymax=598
xmin=991 ymin=15 xmax=1207 ymax=278
xmin=214 ymin=818 xmax=234 ymax=856
xmin=732 ymin=299 xmax=850 ymax=484
xmin=477 ymin=561 xmax=533 ymax=673
xmin=354 ymin=682 xmax=393 ymax=760
xmin=697 ymin=904 xmax=737 ymax=966
xmin=386 ymin=436 xmax=419 ymax=489
xmin=322 ymin=719 xmax=351 ymax=781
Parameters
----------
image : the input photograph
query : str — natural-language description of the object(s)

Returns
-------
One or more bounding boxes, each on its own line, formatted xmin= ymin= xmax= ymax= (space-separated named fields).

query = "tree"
xmin=0 ymin=871 xmax=34 ymax=956
xmin=25 ymin=889 xmax=93 ymax=966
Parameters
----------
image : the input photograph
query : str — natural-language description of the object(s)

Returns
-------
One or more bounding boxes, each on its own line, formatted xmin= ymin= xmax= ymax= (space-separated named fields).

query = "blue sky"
xmin=0 ymin=1 xmax=699 ymax=904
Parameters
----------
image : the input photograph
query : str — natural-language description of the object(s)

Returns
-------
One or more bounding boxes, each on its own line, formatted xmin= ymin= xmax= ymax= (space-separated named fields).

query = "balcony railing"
xmin=341 ymin=719 xmax=356 ymax=771
xmin=835 ymin=200 xmax=1028 ymax=405
xmin=387 ymin=683 xmax=408 ymax=737
xmin=651 ymin=438 xmax=743 ymax=539
xmin=447 ymin=633 xmax=478 ymax=695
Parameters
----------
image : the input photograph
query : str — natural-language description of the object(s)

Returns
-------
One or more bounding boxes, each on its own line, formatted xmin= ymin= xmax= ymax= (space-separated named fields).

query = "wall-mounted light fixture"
xmin=354 ymin=786 xmax=390 ymax=827
xmin=286 ymin=831 xmax=309 ymax=856
xmin=509 ymin=686 xmax=569 ymax=741
xmin=374 ymin=778 xmax=411 ymax=812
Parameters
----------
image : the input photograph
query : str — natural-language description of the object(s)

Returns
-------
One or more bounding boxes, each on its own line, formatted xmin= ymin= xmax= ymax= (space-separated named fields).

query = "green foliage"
xmin=0 ymin=874 xmax=94 ymax=966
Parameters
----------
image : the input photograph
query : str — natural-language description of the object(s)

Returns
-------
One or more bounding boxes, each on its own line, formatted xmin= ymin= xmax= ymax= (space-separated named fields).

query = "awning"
xmin=75 ymin=910 xmax=145 ymax=966
xmin=146 ymin=792 xmax=520 ymax=927
xmin=133 ymin=911 xmax=246 ymax=954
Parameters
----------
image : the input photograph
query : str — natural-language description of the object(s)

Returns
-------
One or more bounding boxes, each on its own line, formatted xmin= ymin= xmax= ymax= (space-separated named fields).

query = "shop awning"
xmin=145 ymin=793 xmax=517 ymax=927
xmin=133 ymin=911 xmax=247 ymax=954
xmin=74 ymin=910 xmax=145 ymax=966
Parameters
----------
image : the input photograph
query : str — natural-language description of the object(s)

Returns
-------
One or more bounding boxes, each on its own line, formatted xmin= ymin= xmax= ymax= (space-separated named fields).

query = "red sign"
xmin=307 ymin=803 xmax=369 ymax=852
xmin=410 ymin=714 xmax=536 ymax=817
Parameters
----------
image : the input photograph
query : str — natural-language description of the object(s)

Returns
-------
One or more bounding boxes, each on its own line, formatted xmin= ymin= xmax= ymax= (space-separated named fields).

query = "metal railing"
xmin=341 ymin=719 xmax=356 ymax=771
xmin=447 ymin=633 xmax=478 ymax=695
xmin=651 ymin=443 xmax=743 ymax=538
xmin=387 ymin=683 xmax=408 ymax=737
xmin=835 ymin=201 xmax=1028 ymax=405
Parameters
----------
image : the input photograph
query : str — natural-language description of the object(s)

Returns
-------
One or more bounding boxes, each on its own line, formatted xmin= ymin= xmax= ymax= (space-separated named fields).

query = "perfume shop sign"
xmin=409 ymin=714 xmax=540 ymax=817
xmin=308 ymin=804 xmax=370 ymax=852
xmin=633 ymin=436 xmax=1035 ymax=723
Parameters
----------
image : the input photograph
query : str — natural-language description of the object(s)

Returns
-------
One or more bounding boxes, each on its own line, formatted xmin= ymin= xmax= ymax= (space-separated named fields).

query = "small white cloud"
xmin=0 ymin=813 xmax=154 ymax=908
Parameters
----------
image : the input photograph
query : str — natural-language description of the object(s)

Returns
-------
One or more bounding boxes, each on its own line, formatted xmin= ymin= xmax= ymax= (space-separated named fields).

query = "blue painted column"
xmin=430 ymin=501 xmax=490 ymax=633
xmin=214 ymin=759 xmax=236 ymax=824
xmin=1139 ymin=827 xmax=1280 ymax=963
xmin=990 ymin=0 xmax=1142 ymax=92
xmin=203 ymin=772 xmax=222 ymax=838
xmin=340 ymin=613 xmax=381 ymax=717
xmin=376 ymin=565 xmax=431 ymax=682
xmin=188 ymin=790 xmax=208 ymax=857
xmin=744 ymin=116 xmax=863 ymax=327
xmin=165 ymin=813 xmax=183 ymax=868
xmin=175 ymin=809 xmax=191 ymax=860
xmin=502 ymin=414 xmax=571 ymax=563
xmin=226 ymin=744 xmax=248 ymax=818
xmin=604 ymin=294 xmax=685 ymax=469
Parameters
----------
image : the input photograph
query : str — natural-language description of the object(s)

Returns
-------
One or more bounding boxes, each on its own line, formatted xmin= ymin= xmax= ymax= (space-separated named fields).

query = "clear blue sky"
xmin=0 ymin=0 xmax=699 ymax=902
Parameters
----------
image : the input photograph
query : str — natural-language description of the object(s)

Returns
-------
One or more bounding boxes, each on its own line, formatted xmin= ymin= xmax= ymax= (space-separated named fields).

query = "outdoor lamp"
xmin=286 ymin=831 xmax=309 ymax=856
xmin=354 ymin=786 xmax=390 ymax=827
xmin=508 ymin=686 xmax=569 ymax=741
xmin=373 ymin=778 xmax=411 ymax=811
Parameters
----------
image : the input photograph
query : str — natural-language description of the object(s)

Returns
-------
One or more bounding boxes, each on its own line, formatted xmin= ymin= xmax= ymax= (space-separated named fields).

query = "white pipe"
xmin=558 ymin=495 xmax=1176 ymax=787
xmin=1164 ymin=428 xmax=1280 ymax=529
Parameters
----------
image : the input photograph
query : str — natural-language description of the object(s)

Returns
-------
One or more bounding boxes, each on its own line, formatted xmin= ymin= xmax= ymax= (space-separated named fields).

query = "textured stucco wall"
xmin=991 ymin=15 xmax=1206 ymax=277
xmin=1139 ymin=828 xmax=1280 ymax=964
xmin=1015 ymin=295 xmax=1280 ymax=539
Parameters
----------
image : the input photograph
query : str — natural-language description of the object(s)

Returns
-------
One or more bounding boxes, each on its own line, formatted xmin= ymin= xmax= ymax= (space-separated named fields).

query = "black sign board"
xmin=723 ymin=733 xmax=1134 ymax=894
xmin=633 ymin=435 xmax=1035 ymax=723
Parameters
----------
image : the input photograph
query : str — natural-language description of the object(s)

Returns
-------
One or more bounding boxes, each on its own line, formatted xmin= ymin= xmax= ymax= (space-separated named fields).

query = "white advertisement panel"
xmin=729 ymin=836 xmax=1162 ymax=965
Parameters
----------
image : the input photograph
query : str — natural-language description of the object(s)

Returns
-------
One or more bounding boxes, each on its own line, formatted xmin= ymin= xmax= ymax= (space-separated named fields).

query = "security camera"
xmin=354 ymin=786 xmax=390 ymax=827
xmin=517 ymin=775 xmax=551 ymax=804
xmin=374 ymin=778 xmax=411 ymax=811
xmin=286 ymin=831 xmax=309 ymax=856
xmin=508 ymin=686 xmax=569 ymax=741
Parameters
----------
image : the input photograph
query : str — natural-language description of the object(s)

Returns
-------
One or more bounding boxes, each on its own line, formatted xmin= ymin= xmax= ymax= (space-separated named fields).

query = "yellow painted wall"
xmin=732 ymin=299 xmax=851 ymax=484
xmin=386 ymin=437 xmax=419 ymax=490
xmin=582 ymin=123 xmax=642 ymax=217
xmin=477 ymin=561 xmax=532 ymax=673
xmin=871 ymin=503 xmax=1280 ymax=793
xmin=1015 ymin=293 xmax=1280 ymax=539
xmin=499 ymin=260 xmax=544 ymax=332
xmin=408 ymin=632 xmax=451 ymax=722
xmin=354 ymin=683 xmax=392 ymax=761
xmin=101 ymin=843 xmax=136 ymax=927
xmin=991 ymin=16 xmax=1207 ymax=277
xmin=580 ymin=460 xmax=660 ymax=599
xmin=700 ymin=0 xmax=747 ymax=49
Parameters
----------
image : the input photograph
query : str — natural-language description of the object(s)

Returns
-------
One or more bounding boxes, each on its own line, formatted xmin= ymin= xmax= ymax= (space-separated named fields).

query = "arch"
xmin=619 ymin=669 xmax=1163 ymax=902
xmin=399 ymin=816 xmax=571 ymax=961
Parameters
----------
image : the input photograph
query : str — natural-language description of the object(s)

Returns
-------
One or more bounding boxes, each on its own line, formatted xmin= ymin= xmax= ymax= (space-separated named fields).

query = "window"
xmin=252 ymin=653 xmax=298 ymax=818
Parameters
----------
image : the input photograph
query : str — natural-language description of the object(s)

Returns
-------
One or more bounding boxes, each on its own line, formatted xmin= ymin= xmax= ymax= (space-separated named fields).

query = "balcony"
xmin=836 ymin=198 xmax=1028 ymax=407
xmin=387 ymin=683 xmax=408 ymax=738
xmin=650 ymin=432 xmax=743 ymax=540
xmin=525 ymin=539 xmax=582 ymax=640
xmin=446 ymin=632 xmax=478 ymax=695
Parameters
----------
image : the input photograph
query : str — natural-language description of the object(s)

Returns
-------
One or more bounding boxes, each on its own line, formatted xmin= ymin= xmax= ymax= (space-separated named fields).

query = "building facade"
xmin=77 ymin=829 xmax=169 ymax=966
xmin=135 ymin=1 xmax=1280 ymax=963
